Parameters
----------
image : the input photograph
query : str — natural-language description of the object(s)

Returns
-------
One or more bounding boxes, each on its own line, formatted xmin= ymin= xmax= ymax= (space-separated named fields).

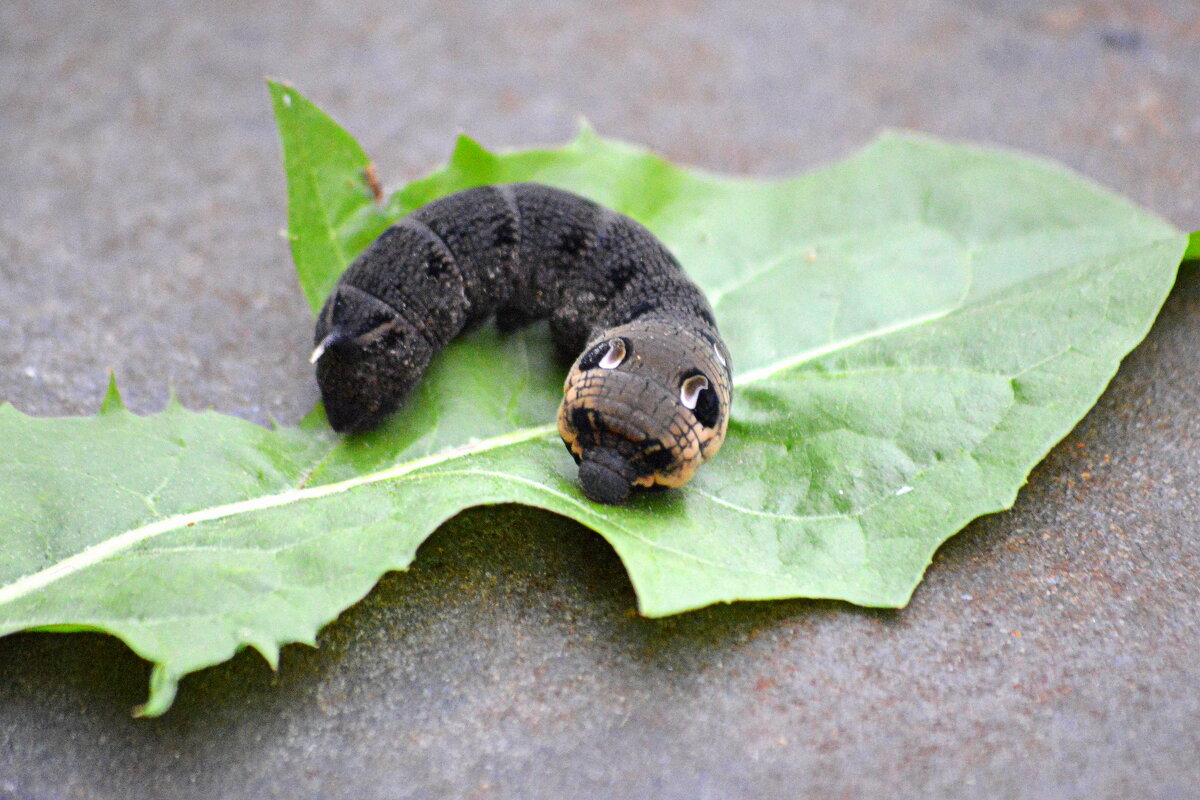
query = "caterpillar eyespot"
xmin=597 ymin=338 xmax=627 ymax=369
xmin=312 ymin=183 xmax=733 ymax=505
xmin=679 ymin=373 xmax=709 ymax=410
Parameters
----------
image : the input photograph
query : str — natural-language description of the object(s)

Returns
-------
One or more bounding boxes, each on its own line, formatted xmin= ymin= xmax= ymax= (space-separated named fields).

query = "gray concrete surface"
xmin=1 ymin=1 xmax=1198 ymax=798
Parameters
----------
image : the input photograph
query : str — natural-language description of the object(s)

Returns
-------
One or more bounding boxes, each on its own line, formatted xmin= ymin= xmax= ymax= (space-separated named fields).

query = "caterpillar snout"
xmin=577 ymin=448 xmax=638 ymax=505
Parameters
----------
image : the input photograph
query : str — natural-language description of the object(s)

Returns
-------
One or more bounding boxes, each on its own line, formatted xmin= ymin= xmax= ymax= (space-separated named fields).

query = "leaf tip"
xmin=573 ymin=116 xmax=598 ymax=144
xmin=298 ymin=401 xmax=330 ymax=431
xmin=133 ymin=664 xmax=179 ymax=718
xmin=99 ymin=373 xmax=124 ymax=414
xmin=1184 ymin=230 xmax=1200 ymax=263
xmin=266 ymin=78 xmax=299 ymax=113
xmin=449 ymin=133 xmax=495 ymax=173
xmin=249 ymin=639 xmax=281 ymax=671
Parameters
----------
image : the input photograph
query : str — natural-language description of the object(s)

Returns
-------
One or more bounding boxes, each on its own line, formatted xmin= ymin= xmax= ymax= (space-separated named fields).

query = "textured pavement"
xmin=1 ymin=2 xmax=1198 ymax=798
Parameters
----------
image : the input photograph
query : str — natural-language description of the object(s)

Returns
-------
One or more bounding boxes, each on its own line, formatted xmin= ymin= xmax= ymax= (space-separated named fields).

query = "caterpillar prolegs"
xmin=311 ymin=183 xmax=732 ymax=505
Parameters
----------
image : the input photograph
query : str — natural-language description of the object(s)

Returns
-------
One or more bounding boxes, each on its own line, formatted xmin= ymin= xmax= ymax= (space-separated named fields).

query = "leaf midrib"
xmin=0 ymin=423 xmax=554 ymax=608
xmin=0 ymin=235 xmax=1180 ymax=611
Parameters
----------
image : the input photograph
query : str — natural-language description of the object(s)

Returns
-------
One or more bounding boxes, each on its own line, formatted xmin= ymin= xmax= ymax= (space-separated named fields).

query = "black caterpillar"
xmin=310 ymin=183 xmax=732 ymax=505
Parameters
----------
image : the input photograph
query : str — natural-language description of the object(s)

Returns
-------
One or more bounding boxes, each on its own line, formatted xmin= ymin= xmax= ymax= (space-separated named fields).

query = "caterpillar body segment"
xmin=313 ymin=183 xmax=732 ymax=504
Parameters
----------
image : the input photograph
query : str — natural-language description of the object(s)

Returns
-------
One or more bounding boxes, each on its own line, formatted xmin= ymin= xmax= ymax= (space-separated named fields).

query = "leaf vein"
xmin=0 ymin=425 xmax=557 ymax=608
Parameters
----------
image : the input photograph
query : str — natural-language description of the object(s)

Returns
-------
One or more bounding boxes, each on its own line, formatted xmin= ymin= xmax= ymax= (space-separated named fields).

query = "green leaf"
xmin=0 ymin=82 xmax=1186 ymax=716
xmin=268 ymin=81 xmax=393 ymax=311
xmin=1185 ymin=230 xmax=1200 ymax=262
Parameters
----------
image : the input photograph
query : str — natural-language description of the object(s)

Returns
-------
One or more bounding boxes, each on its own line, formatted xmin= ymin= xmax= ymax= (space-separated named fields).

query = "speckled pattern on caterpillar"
xmin=311 ymin=183 xmax=732 ymax=505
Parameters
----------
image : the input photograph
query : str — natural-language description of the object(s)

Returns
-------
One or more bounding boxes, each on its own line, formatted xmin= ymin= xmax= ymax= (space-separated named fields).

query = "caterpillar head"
xmin=558 ymin=319 xmax=732 ymax=505
xmin=312 ymin=285 xmax=433 ymax=433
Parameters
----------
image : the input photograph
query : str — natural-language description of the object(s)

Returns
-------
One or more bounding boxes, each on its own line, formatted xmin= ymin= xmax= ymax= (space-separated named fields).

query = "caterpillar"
xmin=310 ymin=183 xmax=732 ymax=505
